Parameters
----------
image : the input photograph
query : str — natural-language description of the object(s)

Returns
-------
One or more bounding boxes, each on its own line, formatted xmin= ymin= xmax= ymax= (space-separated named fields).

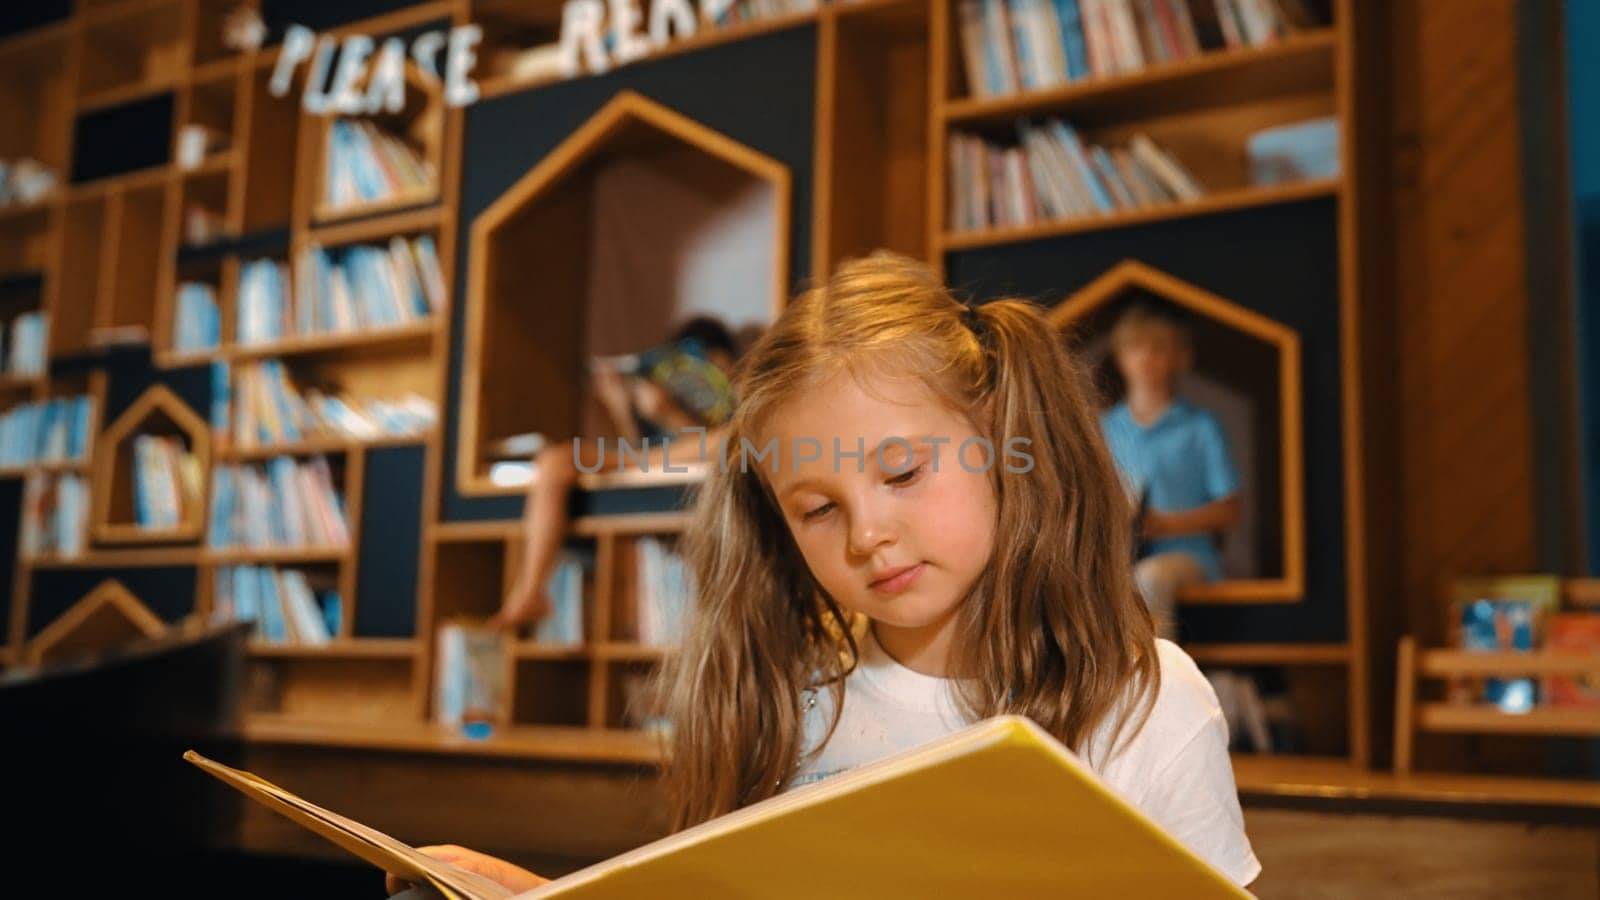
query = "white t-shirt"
xmin=788 ymin=632 xmax=1262 ymax=888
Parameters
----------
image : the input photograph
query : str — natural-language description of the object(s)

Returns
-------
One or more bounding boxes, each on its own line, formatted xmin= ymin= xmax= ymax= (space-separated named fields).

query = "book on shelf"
xmin=1543 ymin=613 xmax=1600 ymax=708
xmin=324 ymin=119 xmax=436 ymax=212
xmin=131 ymin=434 xmax=202 ymax=531
xmin=634 ymin=536 xmax=691 ymax=646
xmin=208 ymin=455 xmax=351 ymax=550
xmin=21 ymin=471 xmax=86 ymax=558
xmin=529 ymin=550 xmax=588 ymax=645
xmin=0 ymin=395 xmax=94 ymax=468
xmin=0 ymin=157 xmax=58 ymax=208
xmin=185 ymin=715 xmax=1251 ymax=898
xmin=183 ymin=203 xmax=228 ymax=246
xmin=948 ymin=120 xmax=1204 ymax=231
xmin=235 ymin=236 xmax=443 ymax=346
xmin=228 ymin=358 xmax=438 ymax=449
xmin=173 ymin=282 xmax=222 ymax=354
xmin=214 ymin=564 xmax=342 ymax=645
xmin=1247 ymin=115 xmax=1339 ymax=185
xmin=6 ymin=311 xmax=48 ymax=377
xmin=177 ymin=123 xmax=231 ymax=170
xmin=1447 ymin=576 xmax=1561 ymax=714
xmin=956 ymin=0 xmax=1329 ymax=98
xmin=434 ymin=620 xmax=506 ymax=730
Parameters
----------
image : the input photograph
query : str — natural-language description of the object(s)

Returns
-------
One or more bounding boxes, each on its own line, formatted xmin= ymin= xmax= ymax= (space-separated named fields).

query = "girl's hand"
xmin=385 ymin=844 xmax=551 ymax=895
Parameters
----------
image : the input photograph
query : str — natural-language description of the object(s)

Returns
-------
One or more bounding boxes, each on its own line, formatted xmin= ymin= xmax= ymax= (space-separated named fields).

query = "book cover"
xmin=186 ymin=716 xmax=1250 ymax=898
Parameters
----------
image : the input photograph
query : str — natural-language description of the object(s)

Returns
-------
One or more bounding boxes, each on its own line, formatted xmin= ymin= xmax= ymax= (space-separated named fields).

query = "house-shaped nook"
xmin=1049 ymin=260 xmax=1304 ymax=604
xmin=459 ymin=91 xmax=790 ymax=496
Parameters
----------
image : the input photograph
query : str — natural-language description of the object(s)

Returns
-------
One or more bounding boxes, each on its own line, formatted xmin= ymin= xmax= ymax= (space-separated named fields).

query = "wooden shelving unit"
xmin=1 ymin=0 xmax=1382 ymax=780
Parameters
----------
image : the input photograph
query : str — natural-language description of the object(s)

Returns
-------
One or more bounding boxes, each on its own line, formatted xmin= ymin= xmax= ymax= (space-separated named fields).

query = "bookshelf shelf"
xmin=26 ymin=546 xmax=202 ymax=569
xmin=940 ymin=177 xmax=1339 ymax=251
xmin=1418 ymin=649 xmax=1600 ymax=678
xmin=313 ymin=190 xmax=441 ymax=229
xmin=303 ymin=205 xmax=445 ymax=249
xmin=187 ymin=56 xmax=241 ymax=87
xmin=180 ymin=151 xmax=238 ymax=179
xmin=76 ymin=78 xmax=181 ymax=115
xmin=943 ymin=30 xmax=1337 ymax=127
xmin=594 ymin=642 xmax=669 ymax=662
xmin=1186 ymin=643 xmax=1350 ymax=666
xmin=1417 ymin=705 xmax=1600 ymax=738
xmin=227 ymin=320 xmax=438 ymax=363
xmin=0 ymin=200 xmax=55 ymax=226
xmin=218 ymin=433 xmax=431 ymax=462
xmin=240 ymin=714 xmax=665 ymax=765
xmin=0 ymin=374 xmax=45 ymax=395
xmin=514 ymin=642 xmax=590 ymax=661
xmin=247 ymin=639 xmax=419 ymax=659
xmin=207 ymin=547 xmax=351 ymax=565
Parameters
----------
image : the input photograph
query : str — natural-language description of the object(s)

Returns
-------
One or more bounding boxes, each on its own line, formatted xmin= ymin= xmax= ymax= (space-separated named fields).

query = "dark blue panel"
xmin=72 ymin=94 xmax=173 ymax=183
xmin=0 ymin=478 xmax=21 ymax=641
xmin=442 ymin=25 xmax=817 ymax=523
xmin=28 ymin=567 xmax=197 ymax=637
xmin=0 ymin=1 xmax=69 ymax=40
xmin=947 ymin=197 xmax=1346 ymax=644
xmin=354 ymin=445 xmax=424 ymax=637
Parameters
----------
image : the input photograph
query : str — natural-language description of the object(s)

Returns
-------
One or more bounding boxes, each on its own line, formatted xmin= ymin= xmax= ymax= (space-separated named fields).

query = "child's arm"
xmin=1141 ymin=494 xmax=1241 ymax=540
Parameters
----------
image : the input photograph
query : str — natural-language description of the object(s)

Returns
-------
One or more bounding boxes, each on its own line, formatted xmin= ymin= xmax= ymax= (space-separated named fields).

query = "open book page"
xmin=183 ymin=750 xmax=512 ymax=900
xmin=511 ymin=715 xmax=1250 ymax=899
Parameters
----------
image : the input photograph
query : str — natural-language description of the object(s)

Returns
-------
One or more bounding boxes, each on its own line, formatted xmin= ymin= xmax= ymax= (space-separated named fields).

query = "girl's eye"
xmin=801 ymin=501 xmax=835 ymax=521
xmin=887 ymin=464 xmax=924 ymax=486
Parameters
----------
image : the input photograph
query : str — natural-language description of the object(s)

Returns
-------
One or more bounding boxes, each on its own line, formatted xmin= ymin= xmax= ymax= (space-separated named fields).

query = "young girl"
xmin=390 ymin=253 xmax=1260 ymax=895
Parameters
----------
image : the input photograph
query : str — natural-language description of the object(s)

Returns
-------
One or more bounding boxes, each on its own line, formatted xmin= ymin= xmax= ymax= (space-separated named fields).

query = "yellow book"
xmin=186 ymin=715 xmax=1250 ymax=898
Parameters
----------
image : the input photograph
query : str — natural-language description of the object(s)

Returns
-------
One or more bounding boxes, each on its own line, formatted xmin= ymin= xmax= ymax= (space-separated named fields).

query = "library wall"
xmin=1382 ymin=0 xmax=1538 ymax=647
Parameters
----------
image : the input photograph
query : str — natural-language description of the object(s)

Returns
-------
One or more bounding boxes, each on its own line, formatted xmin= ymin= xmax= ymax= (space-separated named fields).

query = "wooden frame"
xmin=24 ymin=578 xmax=166 ymax=666
xmin=1049 ymin=259 xmax=1306 ymax=604
xmin=1394 ymin=634 xmax=1600 ymax=777
xmin=92 ymin=383 xmax=211 ymax=544
xmin=457 ymin=89 xmax=792 ymax=498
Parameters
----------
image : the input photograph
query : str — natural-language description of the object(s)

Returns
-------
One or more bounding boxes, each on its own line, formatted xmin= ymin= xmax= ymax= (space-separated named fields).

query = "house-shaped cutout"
xmin=26 ymin=579 xmax=166 ymax=666
xmin=93 ymin=383 xmax=211 ymax=544
xmin=1050 ymin=260 xmax=1305 ymax=604
xmin=459 ymin=90 xmax=791 ymax=496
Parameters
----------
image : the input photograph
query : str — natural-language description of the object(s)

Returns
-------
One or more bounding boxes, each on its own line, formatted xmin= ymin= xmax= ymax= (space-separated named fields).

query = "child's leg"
xmin=1133 ymin=552 xmax=1206 ymax=641
xmin=495 ymin=442 xmax=582 ymax=629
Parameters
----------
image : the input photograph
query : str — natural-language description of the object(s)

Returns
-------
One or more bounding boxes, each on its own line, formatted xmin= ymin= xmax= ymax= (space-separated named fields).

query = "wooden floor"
xmin=1245 ymin=807 xmax=1600 ymax=898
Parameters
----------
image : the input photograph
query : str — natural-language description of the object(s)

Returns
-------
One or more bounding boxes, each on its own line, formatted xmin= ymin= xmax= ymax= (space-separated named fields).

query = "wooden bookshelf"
xmin=0 ymin=0 xmax=1382 ymax=784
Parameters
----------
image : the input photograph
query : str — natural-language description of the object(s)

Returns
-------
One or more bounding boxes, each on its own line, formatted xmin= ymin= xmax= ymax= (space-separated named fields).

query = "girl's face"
xmin=761 ymin=369 xmax=998 ymax=666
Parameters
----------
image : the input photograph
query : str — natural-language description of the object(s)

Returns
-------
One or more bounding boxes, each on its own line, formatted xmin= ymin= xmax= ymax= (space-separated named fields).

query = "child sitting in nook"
xmin=1099 ymin=301 xmax=1243 ymax=640
xmin=491 ymin=316 xmax=742 ymax=630
xmin=394 ymin=254 xmax=1258 ymax=895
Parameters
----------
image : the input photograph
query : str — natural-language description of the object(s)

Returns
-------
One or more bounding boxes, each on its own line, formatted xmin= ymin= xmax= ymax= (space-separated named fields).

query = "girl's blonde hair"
xmin=654 ymin=252 xmax=1159 ymax=830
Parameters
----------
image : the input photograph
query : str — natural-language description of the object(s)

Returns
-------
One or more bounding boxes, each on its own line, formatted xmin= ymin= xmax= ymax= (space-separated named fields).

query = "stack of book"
xmin=131 ymin=434 xmax=203 ymax=531
xmin=208 ymin=455 xmax=351 ymax=550
xmin=21 ymin=472 xmax=87 ymax=558
xmin=0 ymin=158 xmax=58 ymax=208
xmin=5 ymin=311 xmax=48 ymax=377
xmin=948 ymin=121 xmax=1204 ymax=231
xmin=531 ymin=551 xmax=587 ymax=645
xmin=323 ymin=119 xmax=435 ymax=212
xmin=235 ymin=258 xmax=293 ymax=345
xmin=956 ymin=0 xmax=1328 ymax=97
xmin=173 ymin=282 xmax=221 ymax=354
xmin=0 ymin=395 xmax=94 ymax=468
xmin=704 ymin=0 xmax=820 ymax=29
xmin=1447 ymin=578 xmax=1600 ymax=713
xmin=635 ymin=536 xmax=692 ymax=646
xmin=215 ymin=565 xmax=342 ymax=645
xmin=227 ymin=359 xmax=438 ymax=449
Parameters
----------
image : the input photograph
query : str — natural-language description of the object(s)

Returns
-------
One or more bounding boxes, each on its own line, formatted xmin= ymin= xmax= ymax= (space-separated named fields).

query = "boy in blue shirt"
xmin=1099 ymin=302 xmax=1243 ymax=639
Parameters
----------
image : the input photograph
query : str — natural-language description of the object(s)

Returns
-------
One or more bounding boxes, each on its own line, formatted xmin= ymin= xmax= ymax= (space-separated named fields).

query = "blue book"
xmin=1006 ymin=0 xmax=1040 ymax=90
xmin=1049 ymin=120 xmax=1114 ymax=211
xmin=322 ymin=590 xmax=342 ymax=638
xmin=258 ymin=566 xmax=288 ymax=642
xmin=1053 ymin=0 xmax=1089 ymax=79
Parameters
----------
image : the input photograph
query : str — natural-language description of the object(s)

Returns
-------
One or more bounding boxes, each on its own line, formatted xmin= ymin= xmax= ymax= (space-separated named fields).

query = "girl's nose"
xmin=847 ymin=502 xmax=897 ymax=558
